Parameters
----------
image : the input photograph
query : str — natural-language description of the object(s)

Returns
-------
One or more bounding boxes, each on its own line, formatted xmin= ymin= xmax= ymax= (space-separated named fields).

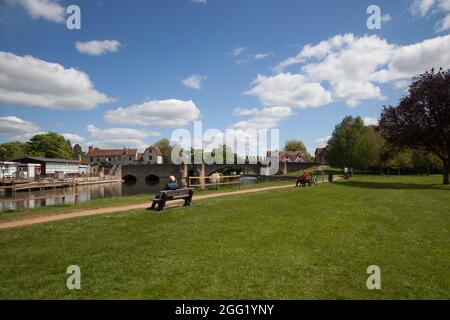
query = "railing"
xmin=188 ymin=175 xmax=241 ymax=189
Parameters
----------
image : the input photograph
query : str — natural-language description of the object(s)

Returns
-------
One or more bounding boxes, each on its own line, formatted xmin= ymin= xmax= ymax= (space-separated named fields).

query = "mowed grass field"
xmin=0 ymin=175 xmax=448 ymax=299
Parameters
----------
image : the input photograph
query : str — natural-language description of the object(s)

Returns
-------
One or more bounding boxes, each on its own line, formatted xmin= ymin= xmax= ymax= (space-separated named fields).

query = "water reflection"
xmin=0 ymin=181 xmax=167 ymax=211
xmin=0 ymin=177 xmax=261 ymax=211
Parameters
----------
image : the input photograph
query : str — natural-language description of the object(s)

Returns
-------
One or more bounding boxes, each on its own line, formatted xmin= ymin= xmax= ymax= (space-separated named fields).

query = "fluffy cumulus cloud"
xmin=314 ymin=135 xmax=331 ymax=148
xmin=245 ymin=73 xmax=332 ymax=108
xmin=0 ymin=116 xmax=40 ymax=136
xmin=104 ymin=99 xmax=201 ymax=127
xmin=265 ymin=33 xmax=450 ymax=108
xmin=86 ymin=125 xmax=159 ymax=150
xmin=181 ymin=74 xmax=206 ymax=90
xmin=363 ymin=117 xmax=379 ymax=126
xmin=14 ymin=0 xmax=65 ymax=23
xmin=0 ymin=51 xmax=113 ymax=109
xmin=231 ymin=106 xmax=293 ymax=130
xmin=62 ymin=133 xmax=85 ymax=145
xmin=410 ymin=0 xmax=450 ymax=32
xmin=75 ymin=40 xmax=122 ymax=56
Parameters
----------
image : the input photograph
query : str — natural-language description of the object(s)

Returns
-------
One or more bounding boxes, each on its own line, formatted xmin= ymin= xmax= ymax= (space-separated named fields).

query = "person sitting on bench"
xmin=150 ymin=176 xmax=179 ymax=210
xmin=296 ymin=171 xmax=310 ymax=187
xmin=164 ymin=175 xmax=179 ymax=190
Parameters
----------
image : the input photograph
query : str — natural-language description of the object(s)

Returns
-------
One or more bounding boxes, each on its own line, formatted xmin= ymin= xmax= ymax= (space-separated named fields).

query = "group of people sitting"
xmin=296 ymin=171 xmax=316 ymax=187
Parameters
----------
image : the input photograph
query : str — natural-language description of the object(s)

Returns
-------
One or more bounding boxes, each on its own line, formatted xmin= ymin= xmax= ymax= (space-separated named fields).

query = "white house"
xmin=139 ymin=145 xmax=163 ymax=164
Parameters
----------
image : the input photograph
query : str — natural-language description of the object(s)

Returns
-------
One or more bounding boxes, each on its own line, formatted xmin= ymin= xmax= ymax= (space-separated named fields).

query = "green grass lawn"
xmin=0 ymin=175 xmax=448 ymax=299
xmin=0 ymin=180 xmax=293 ymax=223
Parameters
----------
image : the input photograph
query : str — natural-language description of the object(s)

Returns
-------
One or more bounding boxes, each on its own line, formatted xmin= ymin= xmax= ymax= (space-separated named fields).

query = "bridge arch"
xmin=123 ymin=174 xmax=137 ymax=184
xmin=145 ymin=174 xmax=160 ymax=185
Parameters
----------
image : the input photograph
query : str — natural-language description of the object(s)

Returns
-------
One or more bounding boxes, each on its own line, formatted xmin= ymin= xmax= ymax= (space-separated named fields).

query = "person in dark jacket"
xmin=164 ymin=176 xmax=179 ymax=190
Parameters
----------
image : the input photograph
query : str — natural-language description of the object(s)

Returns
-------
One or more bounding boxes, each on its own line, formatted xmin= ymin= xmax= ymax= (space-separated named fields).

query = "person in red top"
xmin=296 ymin=171 xmax=310 ymax=187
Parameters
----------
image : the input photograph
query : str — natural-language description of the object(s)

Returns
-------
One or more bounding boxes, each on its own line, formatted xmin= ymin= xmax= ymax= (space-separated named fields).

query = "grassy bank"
xmin=0 ymin=175 xmax=448 ymax=299
xmin=0 ymin=180 xmax=293 ymax=223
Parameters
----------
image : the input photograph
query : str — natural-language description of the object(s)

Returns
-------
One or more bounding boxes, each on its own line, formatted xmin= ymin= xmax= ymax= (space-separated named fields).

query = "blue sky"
xmin=1 ymin=0 xmax=450 ymax=154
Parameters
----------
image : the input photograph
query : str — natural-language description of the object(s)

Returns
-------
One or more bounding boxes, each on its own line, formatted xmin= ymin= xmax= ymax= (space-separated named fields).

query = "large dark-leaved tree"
xmin=379 ymin=69 xmax=450 ymax=184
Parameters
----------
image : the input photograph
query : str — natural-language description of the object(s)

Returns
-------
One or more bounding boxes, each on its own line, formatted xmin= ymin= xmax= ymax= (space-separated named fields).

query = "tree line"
xmin=326 ymin=69 xmax=449 ymax=184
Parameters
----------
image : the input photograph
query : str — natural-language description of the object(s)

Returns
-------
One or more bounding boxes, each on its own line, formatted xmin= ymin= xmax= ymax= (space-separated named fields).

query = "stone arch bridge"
xmin=119 ymin=162 xmax=318 ymax=184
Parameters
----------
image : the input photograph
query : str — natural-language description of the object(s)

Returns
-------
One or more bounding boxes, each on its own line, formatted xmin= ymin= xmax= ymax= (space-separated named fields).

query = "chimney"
xmin=88 ymin=145 xmax=93 ymax=153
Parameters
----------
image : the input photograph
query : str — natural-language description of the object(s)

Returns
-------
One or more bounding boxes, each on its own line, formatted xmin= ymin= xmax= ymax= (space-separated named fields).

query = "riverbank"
xmin=1 ymin=175 xmax=448 ymax=299
xmin=0 ymin=180 xmax=294 ymax=224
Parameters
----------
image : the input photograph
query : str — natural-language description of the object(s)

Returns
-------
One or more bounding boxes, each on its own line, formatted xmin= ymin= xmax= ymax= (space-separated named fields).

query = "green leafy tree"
xmin=326 ymin=116 xmax=383 ymax=170
xmin=25 ymin=132 xmax=73 ymax=159
xmin=0 ymin=141 xmax=27 ymax=161
xmin=72 ymin=144 xmax=83 ymax=160
xmin=283 ymin=139 xmax=307 ymax=152
xmin=379 ymin=69 xmax=450 ymax=184
xmin=154 ymin=138 xmax=173 ymax=163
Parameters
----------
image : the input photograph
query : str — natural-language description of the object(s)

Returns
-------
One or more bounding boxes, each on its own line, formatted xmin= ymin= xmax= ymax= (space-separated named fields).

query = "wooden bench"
xmin=150 ymin=188 xmax=194 ymax=211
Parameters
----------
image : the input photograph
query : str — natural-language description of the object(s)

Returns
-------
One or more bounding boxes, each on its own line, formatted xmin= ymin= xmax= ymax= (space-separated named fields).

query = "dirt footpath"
xmin=0 ymin=184 xmax=297 ymax=229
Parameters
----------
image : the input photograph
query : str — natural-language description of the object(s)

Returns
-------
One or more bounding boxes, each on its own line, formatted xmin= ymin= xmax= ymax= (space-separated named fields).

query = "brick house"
xmin=86 ymin=146 xmax=138 ymax=165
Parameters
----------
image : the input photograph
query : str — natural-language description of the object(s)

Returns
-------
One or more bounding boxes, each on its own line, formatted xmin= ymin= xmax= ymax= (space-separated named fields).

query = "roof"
xmin=144 ymin=145 xmax=162 ymax=156
xmin=87 ymin=148 xmax=138 ymax=157
xmin=279 ymin=151 xmax=309 ymax=162
xmin=13 ymin=157 xmax=80 ymax=164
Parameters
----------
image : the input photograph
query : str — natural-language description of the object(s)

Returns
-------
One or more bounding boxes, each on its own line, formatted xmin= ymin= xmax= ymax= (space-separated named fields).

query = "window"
xmin=149 ymin=155 xmax=153 ymax=161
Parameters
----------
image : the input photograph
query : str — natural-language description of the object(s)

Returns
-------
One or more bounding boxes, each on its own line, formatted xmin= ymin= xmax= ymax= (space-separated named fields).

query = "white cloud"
xmin=436 ymin=11 xmax=450 ymax=31
xmin=0 ymin=51 xmax=113 ymax=109
xmin=314 ymin=136 xmax=331 ymax=148
xmin=411 ymin=0 xmax=436 ymax=16
xmin=15 ymin=0 xmax=65 ymax=23
xmin=181 ymin=74 xmax=206 ymax=90
xmin=0 ymin=116 xmax=40 ymax=136
xmin=228 ymin=47 xmax=247 ymax=57
xmin=245 ymin=73 xmax=332 ymax=109
xmin=254 ymin=52 xmax=274 ymax=60
xmin=62 ymin=133 xmax=85 ymax=145
xmin=86 ymin=125 xmax=159 ymax=150
xmin=363 ymin=117 xmax=379 ymax=126
xmin=381 ymin=13 xmax=392 ymax=23
xmin=269 ymin=33 xmax=450 ymax=108
xmin=191 ymin=0 xmax=207 ymax=3
xmin=232 ymin=107 xmax=259 ymax=116
xmin=75 ymin=40 xmax=122 ymax=56
xmin=104 ymin=99 xmax=201 ymax=127
xmin=231 ymin=106 xmax=293 ymax=131
xmin=410 ymin=0 xmax=450 ymax=32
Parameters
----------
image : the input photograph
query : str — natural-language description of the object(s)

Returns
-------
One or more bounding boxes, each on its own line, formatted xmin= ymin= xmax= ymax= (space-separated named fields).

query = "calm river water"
xmin=0 ymin=177 xmax=260 ymax=211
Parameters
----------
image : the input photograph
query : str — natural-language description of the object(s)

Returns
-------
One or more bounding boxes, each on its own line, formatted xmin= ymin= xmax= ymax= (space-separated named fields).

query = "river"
xmin=0 ymin=177 xmax=260 ymax=211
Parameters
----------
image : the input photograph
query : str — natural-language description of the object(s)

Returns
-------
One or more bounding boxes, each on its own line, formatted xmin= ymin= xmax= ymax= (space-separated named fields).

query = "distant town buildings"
xmin=86 ymin=145 xmax=163 ymax=165
xmin=86 ymin=146 xmax=138 ymax=165
xmin=138 ymin=145 xmax=163 ymax=164
xmin=314 ymin=147 xmax=328 ymax=163
xmin=278 ymin=151 xmax=309 ymax=163
xmin=9 ymin=157 xmax=81 ymax=177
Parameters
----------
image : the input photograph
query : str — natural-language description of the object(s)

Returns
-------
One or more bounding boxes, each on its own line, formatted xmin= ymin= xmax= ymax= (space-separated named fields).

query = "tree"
xmin=154 ymin=138 xmax=173 ymax=163
xmin=0 ymin=141 xmax=26 ymax=161
xmin=283 ymin=139 xmax=307 ymax=152
xmin=379 ymin=69 xmax=450 ymax=184
xmin=25 ymin=132 xmax=73 ymax=159
xmin=326 ymin=116 xmax=384 ymax=170
xmin=73 ymin=144 xmax=83 ymax=161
